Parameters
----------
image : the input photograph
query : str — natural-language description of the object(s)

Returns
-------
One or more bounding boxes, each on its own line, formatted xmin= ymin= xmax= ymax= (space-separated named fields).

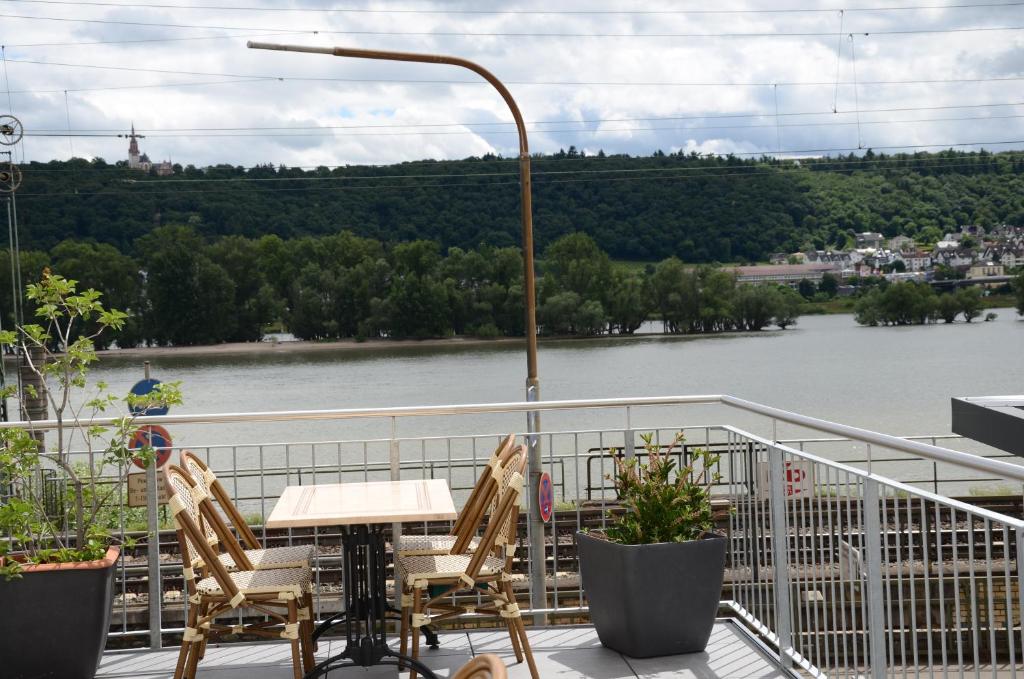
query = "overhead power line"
xmin=6 ymin=31 xmax=300 ymax=48
xmin=2 ymin=0 xmax=1023 ymax=14
xmin=1 ymin=12 xmax=1022 ymax=37
xmin=5 ymin=57 xmax=1023 ymax=88
xmin=21 ymin=101 xmax=1024 ymax=133
xmin=23 ymin=113 xmax=1024 ymax=139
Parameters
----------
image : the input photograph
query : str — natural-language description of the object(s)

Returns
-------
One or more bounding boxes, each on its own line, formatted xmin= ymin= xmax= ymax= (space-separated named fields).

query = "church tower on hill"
xmin=126 ymin=123 xmax=174 ymax=176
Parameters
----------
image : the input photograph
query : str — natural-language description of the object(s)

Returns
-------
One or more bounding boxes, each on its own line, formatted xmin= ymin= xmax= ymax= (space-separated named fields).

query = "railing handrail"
xmin=7 ymin=393 xmax=1024 ymax=482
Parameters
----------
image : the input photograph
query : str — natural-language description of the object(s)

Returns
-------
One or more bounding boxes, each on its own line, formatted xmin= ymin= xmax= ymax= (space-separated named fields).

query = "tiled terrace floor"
xmin=97 ymin=620 xmax=788 ymax=678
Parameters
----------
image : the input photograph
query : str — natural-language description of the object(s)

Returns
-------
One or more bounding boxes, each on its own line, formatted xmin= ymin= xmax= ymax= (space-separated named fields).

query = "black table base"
xmin=304 ymin=524 xmax=437 ymax=678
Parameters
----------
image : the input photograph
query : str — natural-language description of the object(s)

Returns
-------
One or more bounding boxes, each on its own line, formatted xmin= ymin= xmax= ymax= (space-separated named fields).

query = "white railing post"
xmin=768 ymin=449 xmax=793 ymax=667
xmin=863 ymin=478 xmax=888 ymax=679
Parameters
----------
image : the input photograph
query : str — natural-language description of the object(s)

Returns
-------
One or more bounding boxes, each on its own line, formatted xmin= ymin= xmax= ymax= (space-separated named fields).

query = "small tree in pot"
xmin=576 ymin=431 xmax=726 ymax=658
xmin=0 ymin=272 xmax=181 ymax=679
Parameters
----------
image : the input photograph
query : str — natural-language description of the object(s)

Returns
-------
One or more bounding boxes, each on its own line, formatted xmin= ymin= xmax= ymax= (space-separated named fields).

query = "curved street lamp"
xmin=247 ymin=42 xmax=546 ymax=618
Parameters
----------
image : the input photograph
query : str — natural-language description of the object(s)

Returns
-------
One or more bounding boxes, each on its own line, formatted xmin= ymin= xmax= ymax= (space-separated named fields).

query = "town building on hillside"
xmin=887 ymin=235 xmax=916 ymax=252
xmin=902 ymin=251 xmax=932 ymax=272
xmin=855 ymin=232 xmax=885 ymax=249
xmin=968 ymin=262 xmax=1005 ymax=279
xmin=724 ymin=263 xmax=840 ymax=285
xmin=127 ymin=124 xmax=174 ymax=176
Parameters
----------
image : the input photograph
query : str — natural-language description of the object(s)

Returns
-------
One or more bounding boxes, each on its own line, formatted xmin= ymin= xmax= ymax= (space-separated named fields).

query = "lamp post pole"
xmin=247 ymin=42 xmax=546 ymax=622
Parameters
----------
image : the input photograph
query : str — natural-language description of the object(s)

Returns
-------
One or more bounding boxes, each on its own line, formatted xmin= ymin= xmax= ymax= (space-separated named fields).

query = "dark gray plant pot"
xmin=0 ymin=546 xmax=119 ymax=679
xmin=576 ymin=531 xmax=726 ymax=658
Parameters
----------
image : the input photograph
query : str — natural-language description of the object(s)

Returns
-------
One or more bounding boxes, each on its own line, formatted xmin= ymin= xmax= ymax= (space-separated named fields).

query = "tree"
xmin=956 ymin=286 xmax=983 ymax=323
xmin=1014 ymin=271 xmax=1024 ymax=316
xmin=937 ymin=293 xmax=960 ymax=323
xmin=774 ymin=287 xmax=803 ymax=329
xmin=136 ymin=225 xmax=237 ymax=345
xmin=606 ymin=270 xmax=650 ymax=335
xmin=817 ymin=273 xmax=839 ymax=298
xmin=798 ymin=278 xmax=816 ymax=299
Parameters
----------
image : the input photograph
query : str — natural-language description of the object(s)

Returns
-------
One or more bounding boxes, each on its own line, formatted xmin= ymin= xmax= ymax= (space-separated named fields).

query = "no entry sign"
xmin=538 ymin=472 xmax=554 ymax=522
xmin=130 ymin=424 xmax=173 ymax=470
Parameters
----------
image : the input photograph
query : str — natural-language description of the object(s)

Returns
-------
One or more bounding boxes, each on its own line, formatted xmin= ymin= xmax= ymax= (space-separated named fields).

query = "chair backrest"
xmin=180 ymin=450 xmax=262 ymax=551
xmin=450 ymin=434 xmax=515 ymax=543
xmin=465 ymin=445 xmax=527 ymax=580
xmin=164 ymin=465 xmax=244 ymax=604
xmin=452 ymin=654 xmax=508 ymax=679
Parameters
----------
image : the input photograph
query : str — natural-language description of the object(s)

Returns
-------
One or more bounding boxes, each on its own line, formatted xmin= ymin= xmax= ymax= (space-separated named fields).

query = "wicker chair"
xmin=452 ymin=654 xmax=508 ymax=679
xmin=164 ymin=464 xmax=316 ymax=679
xmin=180 ymin=450 xmax=314 ymax=572
xmin=396 ymin=445 xmax=538 ymax=679
xmin=396 ymin=434 xmax=516 ymax=558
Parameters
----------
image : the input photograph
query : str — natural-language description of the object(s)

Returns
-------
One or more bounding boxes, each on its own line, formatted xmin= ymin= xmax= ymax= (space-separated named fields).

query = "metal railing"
xmin=5 ymin=394 xmax=1024 ymax=677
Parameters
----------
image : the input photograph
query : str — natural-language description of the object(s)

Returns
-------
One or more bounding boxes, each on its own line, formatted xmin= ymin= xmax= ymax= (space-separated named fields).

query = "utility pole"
xmin=247 ymin=43 xmax=548 ymax=622
xmin=0 ymin=115 xmax=24 ymax=424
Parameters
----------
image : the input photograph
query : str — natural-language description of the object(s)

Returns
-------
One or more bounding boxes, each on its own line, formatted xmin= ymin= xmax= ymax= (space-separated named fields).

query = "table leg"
xmin=305 ymin=524 xmax=437 ymax=679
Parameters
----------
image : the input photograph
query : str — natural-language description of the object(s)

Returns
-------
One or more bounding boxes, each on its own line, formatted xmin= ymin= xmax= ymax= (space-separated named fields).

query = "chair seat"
xmin=397 ymin=534 xmax=480 ymax=556
xmin=397 ymin=553 xmax=506 ymax=586
xmin=196 ymin=567 xmax=311 ymax=597
xmin=218 ymin=544 xmax=315 ymax=571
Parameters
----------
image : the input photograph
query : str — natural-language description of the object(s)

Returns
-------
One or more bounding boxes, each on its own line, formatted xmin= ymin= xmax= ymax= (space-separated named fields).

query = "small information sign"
xmin=538 ymin=472 xmax=554 ymax=522
xmin=757 ymin=459 xmax=814 ymax=500
xmin=127 ymin=472 xmax=169 ymax=507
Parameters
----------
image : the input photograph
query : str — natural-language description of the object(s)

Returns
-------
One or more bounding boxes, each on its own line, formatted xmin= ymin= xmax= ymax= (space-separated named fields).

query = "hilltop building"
xmin=127 ymin=124 xmax=174 ymax=176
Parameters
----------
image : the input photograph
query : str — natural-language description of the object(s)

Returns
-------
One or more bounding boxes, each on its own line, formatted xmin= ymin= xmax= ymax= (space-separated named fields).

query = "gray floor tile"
xmin=97 ymin=622 xmax=785 ymax=679
xmin=502 ymin=648 xmax=637 ymax=679
xmin=623 ymin=624 xmax=786 ymax=679
xmin=470 ymin=625 xmax=602 ymax=653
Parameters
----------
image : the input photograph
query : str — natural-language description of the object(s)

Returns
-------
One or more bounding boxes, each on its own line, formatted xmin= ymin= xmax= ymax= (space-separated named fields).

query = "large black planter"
xmin=576 ymin=531 xmax=726 ymax=658
xmin=0 ymin=546 xmax=119 ymax=679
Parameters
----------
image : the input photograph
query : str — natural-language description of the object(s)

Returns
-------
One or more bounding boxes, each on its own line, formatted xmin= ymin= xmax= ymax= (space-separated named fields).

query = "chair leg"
xmin=183 ymin=629 xmax=203 ymax=679
xmin=500 ymin=581 xmax=537 ymax=679
xmin=409 ymin=585 xmax=424 ymax=679
xmin=288 ymin=599 xmax=303 ymax=679
xmin=499 ymin=583 xmax=523 ymax=663
xmin=513 ymin=614 xmax=539 ymax=679
xmin=173 ymin=599 xmax=199 ymax=679
xmin=300 ymin=596 xmax=316 ymax=673
xmin=399 ymin=585 xmax=412 ymax=658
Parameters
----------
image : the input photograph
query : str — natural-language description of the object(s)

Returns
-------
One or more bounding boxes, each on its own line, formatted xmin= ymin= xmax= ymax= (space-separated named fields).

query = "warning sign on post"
xmin=127 ymin=472 xmax=169 ymax=507
xmin=757 ymin=460 xmax=814 ymax=500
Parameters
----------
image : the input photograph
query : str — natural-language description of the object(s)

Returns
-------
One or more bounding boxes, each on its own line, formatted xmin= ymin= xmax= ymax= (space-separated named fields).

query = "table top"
xmin=265 ymin=478 xmax=457 ymax=528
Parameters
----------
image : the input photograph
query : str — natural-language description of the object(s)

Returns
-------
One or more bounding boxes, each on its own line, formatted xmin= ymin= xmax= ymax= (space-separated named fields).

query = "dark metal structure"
xmin=951 ymin=396 xmax=1024 ymax=457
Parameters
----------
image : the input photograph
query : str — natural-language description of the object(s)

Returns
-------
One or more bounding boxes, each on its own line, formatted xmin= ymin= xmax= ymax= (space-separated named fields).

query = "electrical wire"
xmin=15 ymin=101 xmax=1024 ymax=131
xmin=6 ymin=31 xmax=307 ymax=48
xmin=21 ymin=113 xmax=1024 ymax=139
xmin=5 ymin=56 xmax=1024 ymax=88
xmin=3 ymin=0 xmax=1023 ymax=15
xmin=1 ymin=12 xmax=1022 ymax=37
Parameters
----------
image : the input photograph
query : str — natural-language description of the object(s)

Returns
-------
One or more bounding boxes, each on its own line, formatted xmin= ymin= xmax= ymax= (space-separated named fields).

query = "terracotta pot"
xmin=0 ymin=546 xmax=119 ymax=679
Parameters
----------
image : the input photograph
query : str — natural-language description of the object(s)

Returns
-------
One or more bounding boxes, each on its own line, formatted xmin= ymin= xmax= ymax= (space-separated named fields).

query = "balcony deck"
xmin=96 ymin=620 xmax=787 ymax=679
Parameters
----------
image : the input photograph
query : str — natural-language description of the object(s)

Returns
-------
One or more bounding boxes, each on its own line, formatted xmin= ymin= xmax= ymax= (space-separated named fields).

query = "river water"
xmin=79 ymin=311 xmax=1023 ymax=488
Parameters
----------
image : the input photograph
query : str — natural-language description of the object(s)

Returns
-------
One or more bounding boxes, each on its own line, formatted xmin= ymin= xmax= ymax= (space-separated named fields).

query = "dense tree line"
xmin=1015 ymin=271 xmax=1024 ymax=316
xmin=14 ymin=149 xmax=1024 ymax=263
xmin=853 ymin=282 xmax=987 ymax=326
xmin=0 ymin=230 xmax=801 ymax=347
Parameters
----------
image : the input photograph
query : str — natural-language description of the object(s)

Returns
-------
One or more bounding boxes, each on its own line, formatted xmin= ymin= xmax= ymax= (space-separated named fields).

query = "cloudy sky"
xmin=1 ymin=0 xmax=1022 ymax=168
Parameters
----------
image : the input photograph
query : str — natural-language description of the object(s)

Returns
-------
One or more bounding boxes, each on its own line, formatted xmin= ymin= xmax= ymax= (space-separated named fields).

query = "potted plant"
xmin=0 ymin=272 xmax=181 ymax=679
xmin=576 ymin=431 xmax=726 ymax=658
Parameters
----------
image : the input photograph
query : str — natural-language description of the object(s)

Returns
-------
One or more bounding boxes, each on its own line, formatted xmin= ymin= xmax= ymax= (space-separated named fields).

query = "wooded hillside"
xmin=15 ymin=149 xmax=1024 ymax=263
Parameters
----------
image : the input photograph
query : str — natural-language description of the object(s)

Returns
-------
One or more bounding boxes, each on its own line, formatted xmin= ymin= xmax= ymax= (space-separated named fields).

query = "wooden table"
xmin=267 ymin=479 xmax=457 ymax=678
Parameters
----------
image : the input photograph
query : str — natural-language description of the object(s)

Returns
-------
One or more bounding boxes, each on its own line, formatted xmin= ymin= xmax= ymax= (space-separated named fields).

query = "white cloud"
xmin=0 ymin=0 xmax=1021 ymax=167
